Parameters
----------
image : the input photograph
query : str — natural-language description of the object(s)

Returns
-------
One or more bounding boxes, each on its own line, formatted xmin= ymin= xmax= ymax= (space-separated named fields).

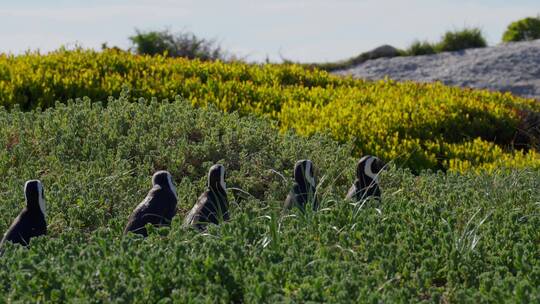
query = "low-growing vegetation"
xmin=0 ymin=98 xmax=538 ymax=302
xmin=0 ymin=50 xmax=540 ymax=172
xmin=0 ymin=49 xmax=539 ymax=172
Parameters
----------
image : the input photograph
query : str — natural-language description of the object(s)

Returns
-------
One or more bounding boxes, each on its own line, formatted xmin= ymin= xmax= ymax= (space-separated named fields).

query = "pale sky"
xmin=0 ymin=0 xmax=538 ymax=62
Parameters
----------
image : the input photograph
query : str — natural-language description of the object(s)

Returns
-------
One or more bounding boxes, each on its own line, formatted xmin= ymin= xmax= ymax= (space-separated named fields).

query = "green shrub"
xmin=0 ymin=49 xmax=539 ymax=172
xmin=406 ymin=40 xmax=436 ymax=56
xmin=436 ymin=27 xmax=487 ymax=52
xmin=502 ymin=16 xmax=540 ymax=42
xmin=0 ymin=97 xmax=539 ymax=302
xmin=129 ymin=28 xmax=226 ymax=61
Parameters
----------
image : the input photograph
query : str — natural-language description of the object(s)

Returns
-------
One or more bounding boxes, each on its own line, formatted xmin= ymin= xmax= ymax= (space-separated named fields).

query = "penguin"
xmin=346 ymin=155 xmax=385 ymax=202
xmin=124 ymin=170 xmax=177 ymax=237
xmin=184 ymin=164 xmax=228 ymax=230
xmin=0 ymin=180 xmax=47 ymax=249
xmin=284 ymin=159 xmax=318 ymax=211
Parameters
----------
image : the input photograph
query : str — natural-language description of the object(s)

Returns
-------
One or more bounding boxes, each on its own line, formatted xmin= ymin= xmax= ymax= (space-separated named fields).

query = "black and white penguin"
xmin=124 ymin=170 xmax=177 ymax=237
xmin=284 ymin=159 xmax=318 ymax=211
xmin=346 ymin=155 xmax=385 ymax=202
xmin=184 ymin=164 xmax=228 ymax=230
xmin=0 ymin=180 xmax=47 ymax=249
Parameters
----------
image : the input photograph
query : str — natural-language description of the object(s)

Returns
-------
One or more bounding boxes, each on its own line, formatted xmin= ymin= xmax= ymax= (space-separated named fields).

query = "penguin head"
xmin=24 ymin=180 xmax=46 ymax=216
xmin=152 ymin=170 xmax=176 ymax=194
xmin=208 ymin=164 xmax=226 ymax=192
xmin=356 ymin=155 xmax=385 ymax=184
xmin=294 ymin=159 xmax=316 ymax=189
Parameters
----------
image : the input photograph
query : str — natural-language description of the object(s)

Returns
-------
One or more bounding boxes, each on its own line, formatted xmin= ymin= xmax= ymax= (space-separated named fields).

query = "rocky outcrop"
xmin=336 ymin=40 xmax=540 ymax=100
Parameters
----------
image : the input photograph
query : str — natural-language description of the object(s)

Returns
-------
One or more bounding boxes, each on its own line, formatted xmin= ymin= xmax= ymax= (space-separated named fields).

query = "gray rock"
xmin=364 ymin=44 xmax=401 ymax=59
xmin=335 ymin=40 xmax=540 ymax=100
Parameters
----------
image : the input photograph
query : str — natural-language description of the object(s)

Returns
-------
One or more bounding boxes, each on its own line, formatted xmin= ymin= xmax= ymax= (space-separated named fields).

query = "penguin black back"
xmin=184 ymin=164 xmax=228 ymax=230
xmin=284 ymin=159 xmax=318 ymax=211
xmin=346 ymin=155 xmax=385 ymax=201
xmin=0 ymin=180 xmax=47 ymax=249
xmin=124 ymin=171 xmax=177 ymax=237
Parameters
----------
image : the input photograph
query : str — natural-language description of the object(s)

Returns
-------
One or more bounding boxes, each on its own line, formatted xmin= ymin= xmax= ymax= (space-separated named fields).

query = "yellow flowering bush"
xmin=0 ymin=49 xmax=538 ymax=172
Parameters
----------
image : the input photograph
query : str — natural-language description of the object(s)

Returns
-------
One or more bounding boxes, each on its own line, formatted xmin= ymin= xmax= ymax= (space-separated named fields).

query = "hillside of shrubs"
xmin=0 ymin=49 xmax=539 ymax=172
xmin=0 ymin=98 xmax=538 ymax=302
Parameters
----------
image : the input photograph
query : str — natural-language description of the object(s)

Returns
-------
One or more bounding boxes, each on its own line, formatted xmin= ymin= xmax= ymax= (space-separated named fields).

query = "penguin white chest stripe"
xmin=167 ymin=174 xmax=177 ymax=199
xmin=24 ymin=180 xmax=46 ymax=217
xmin=220 ymin=166 xmax=226 ymax=190
xmin=364 ymin=157 xmax=378 ymax=183
xmin=37 ymin=183 xmax=46 ymax=217
xmin=305 ymin=161 xmax=315 ymax=188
